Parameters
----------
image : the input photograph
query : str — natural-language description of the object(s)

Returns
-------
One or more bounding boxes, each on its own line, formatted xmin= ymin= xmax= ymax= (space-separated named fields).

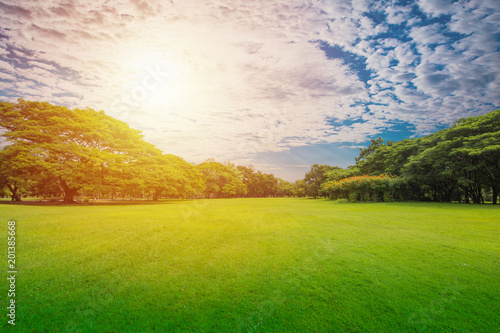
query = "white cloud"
xmin=417 ymin=0 xmax=456 ymax=17
xmin=410 ymin=24 xmax=448 ymax=45
xmin=386 ymin=5 xmax=413 ymax=25
xmin=0 ymin=71 xmax=16 ymax=81
xmin=0 ymin=0 xmax=498 ymax=169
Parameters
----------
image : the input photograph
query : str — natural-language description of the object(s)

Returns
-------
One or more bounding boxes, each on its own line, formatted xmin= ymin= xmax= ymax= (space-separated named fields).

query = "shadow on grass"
xmin=326 ymin=198 xmax=500 ymax=207
xmin=0 ymin=198 xmax=190 ymax=206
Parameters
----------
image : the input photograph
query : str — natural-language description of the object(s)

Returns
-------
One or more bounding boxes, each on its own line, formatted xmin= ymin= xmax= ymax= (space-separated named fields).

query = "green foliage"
xmin=322 ymin=174 xmax=400 ymax=201
xmin=351 ymin=109 xmax=500 ymax=204
xmin=237 ymin=165 xmax=280 ymax=197
xmin=3 ymin=99 xmax=497 ymax=204
xmin=276 ymin=178 xmax=295 ymax=197
xmin=1 ymin=100 xmax=300 ymax=202
xmin=355 ymin=137 xmax=393 ymax=175
xmin=0 ymin=144 xmax=45 ymax=201
xmin=324 ymin=166 xmax=360 ymax=182
xmin=304 ymin=164 xmax=339 ymax=198
xmin=293 ymin=179 xmax=307 ymax=197
xmin=0 ymin=99 xmax=161 ymax=202
xmin=197 ymin=160 xmax=247 ymax=198
xmin=144 ymin=154 xmax=206 ymax=200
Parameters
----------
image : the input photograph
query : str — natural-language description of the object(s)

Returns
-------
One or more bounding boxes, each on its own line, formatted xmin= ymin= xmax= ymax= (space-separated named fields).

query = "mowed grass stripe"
xmin=0 ymin=198 xmax=499 ymax=332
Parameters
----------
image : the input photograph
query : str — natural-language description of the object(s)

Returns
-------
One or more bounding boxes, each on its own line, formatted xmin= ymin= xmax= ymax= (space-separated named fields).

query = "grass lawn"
xmin=0 ymin=198 xmax=499 ymax=332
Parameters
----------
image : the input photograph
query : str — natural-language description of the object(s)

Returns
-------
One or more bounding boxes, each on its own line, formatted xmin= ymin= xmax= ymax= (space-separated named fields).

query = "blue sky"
xmin=0 ymin=0 xmax=499 ymax=180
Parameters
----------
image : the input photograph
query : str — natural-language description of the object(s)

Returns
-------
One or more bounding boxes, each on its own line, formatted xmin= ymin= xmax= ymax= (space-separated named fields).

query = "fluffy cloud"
xmin=410 ymin=24 xmax=448 ymax=45
xmin=0 ymin=0 xmax=498 ymax=168
xmin=417 ymin=0 xmax=456 ymax=17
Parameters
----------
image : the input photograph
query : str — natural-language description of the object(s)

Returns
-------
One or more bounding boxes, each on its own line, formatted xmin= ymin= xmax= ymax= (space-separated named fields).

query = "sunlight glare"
xmin=120 ymin=49 xmax=196 ymax=113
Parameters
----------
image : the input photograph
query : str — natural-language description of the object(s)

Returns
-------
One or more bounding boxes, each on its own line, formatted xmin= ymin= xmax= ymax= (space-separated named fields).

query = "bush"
xmin=321 ymin=175 xmax=400 ymax=202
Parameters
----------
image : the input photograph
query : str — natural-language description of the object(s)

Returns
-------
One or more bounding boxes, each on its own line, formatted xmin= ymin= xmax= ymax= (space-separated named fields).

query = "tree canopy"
xmin=304 ymin=164 xmax=339 ymax=198
xmin=0 ymin=100 xmax=199 ymax=202
xmin=1 ymin=100 xmax=497 ymax=204
xmin=320 ymin=109 xmax=500 ymax=204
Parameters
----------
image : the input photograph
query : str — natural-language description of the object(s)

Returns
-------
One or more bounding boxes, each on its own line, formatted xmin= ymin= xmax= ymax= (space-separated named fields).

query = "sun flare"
xmin=118 ymin=50 xmax=198 ymax=112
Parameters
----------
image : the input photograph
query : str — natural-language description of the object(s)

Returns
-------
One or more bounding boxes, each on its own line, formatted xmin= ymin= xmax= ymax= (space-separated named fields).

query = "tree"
xmin=444 ymin=110 xmax=500 ymax=204
xmin=146 ymin=154 xmax=205 ymax=200
xmin=304 ymin=164 xmax=338 ymax=198
xmin=293 ymin=179 xmax=307 ymax=197
xmin=351 ymin=109 xmax=500 ymax=204
xmin=324 ymin=167 xmax=360 ymax=182
xmin=322 ymin=174 xmax=400 ymax=201
xmin=402 ymin=133 xmax=460 ymax=202
xmin=237 ymin=165 xmax=279 ymax=197
xmin=276 ymin=178 xmax=294 ymax=197
xmin=197 ymin=160 xmax=247 ymax=198
xmin=0 ymin=99 xmax=160 ymax=203
xmin=0 ymin=144 xmax=45 ymax=201
xmin=355 ymin=137 xmax=388 ymax=173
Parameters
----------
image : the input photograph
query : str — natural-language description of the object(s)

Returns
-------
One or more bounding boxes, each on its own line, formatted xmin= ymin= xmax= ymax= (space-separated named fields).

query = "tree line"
xmin=1 ymin=100 xmax=498 ymax=204
xmin=0 ymin=100 xmax=295 ymax=203
xmin=301 ymin=109 xmax=499 ymax=204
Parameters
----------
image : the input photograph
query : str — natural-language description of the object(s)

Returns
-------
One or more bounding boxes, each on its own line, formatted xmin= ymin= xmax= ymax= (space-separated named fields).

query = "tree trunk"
xmin=63 ymin=188 xmax=79 ymax=203
xmin=6 ymin=184 xmax=22 ymax=202
xmin=59 ymin=177 xmax=79 ymax=203
xmin=443 ymin=183 xmax=455 ymax=203
xmin=492 ymin=186 xmax=498 ymax=205
xmin=469 ymin=185 xmax=482 ymax=204
xmin=153 ymin=188 xmax=162 ymax=201
xmin=464 ymin=193 xmax=470 ymax=204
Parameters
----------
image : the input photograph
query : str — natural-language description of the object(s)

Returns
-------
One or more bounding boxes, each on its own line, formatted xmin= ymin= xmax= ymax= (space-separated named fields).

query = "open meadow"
xmin=1 ymin=198 xmax=499 ymax=332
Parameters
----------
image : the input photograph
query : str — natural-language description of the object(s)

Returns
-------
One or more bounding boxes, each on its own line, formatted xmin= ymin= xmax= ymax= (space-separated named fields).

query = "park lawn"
xmin=0 ymin=198 xmax=499 ymax=332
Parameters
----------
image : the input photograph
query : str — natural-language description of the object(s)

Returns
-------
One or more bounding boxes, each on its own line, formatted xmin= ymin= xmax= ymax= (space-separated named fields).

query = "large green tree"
xmin=237 ymin=165 xmax=279 ymax=197
xmin=0 ymin=144 xmax=45 ymax=201
xmin=0 ymin=99 xmax=160 ymax=203
xmin=146 ymin=154 xmax=205 ymax=200
xmin=351 ymin=109 xmax=500 ymax=204
xmin=304 ymin=164 xmax=338 ymax=198
xmin=444 ymin=110 xmax=500 ymax=203
xmin=197 ymin=160 xmax=247 ymax=198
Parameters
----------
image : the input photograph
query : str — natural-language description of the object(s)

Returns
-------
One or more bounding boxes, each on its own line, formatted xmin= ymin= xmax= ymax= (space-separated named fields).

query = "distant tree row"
xmin=309 ymin=109 xmax=499 ymax=204
xmin=0 ymin=100 xmax=294 ymax=203
xmin=2 ymin=100 xmax=498 ymax=204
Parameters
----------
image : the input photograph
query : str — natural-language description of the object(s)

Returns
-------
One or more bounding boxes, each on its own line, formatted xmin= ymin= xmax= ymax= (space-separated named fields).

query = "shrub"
xmin=321 ymin=174 xmax=400 ymax=202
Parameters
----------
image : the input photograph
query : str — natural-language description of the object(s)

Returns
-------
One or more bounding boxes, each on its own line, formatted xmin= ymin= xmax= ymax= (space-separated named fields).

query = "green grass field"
xmin=1 ymin=198 xmax=499 ymax=332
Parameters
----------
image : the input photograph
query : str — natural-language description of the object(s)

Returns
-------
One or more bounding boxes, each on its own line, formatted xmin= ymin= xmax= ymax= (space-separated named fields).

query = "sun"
xmin=118 ymin=50 xmax=194 ymax=112
xmin=113 ymin=39 xmax=232 ymax=119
